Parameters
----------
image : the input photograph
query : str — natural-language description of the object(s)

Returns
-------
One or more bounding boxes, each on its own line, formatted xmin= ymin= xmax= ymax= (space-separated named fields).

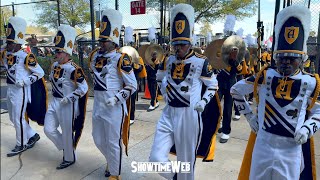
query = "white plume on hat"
xmin=273 ymin=5 xmax=311 ymax=61
xmin=55 ymin=24 xmax=76 ymax=55
xmin=236 ymin=28 xmax=244 ymax=37
xmin=246 ymin=34 xmax=256 ymax=47
xmin=124 ymin=26 xmax=134 ymax=44
xmin=100 ymin=9 xmax=122 ymax=45
xmin=223 ymin=15 xmax=236 ymax=34
xmin=148 ymin=26 xmax=157 ymax=42
xmin=7 ymin=16 xmax=27 ymax=45
xmin=170 ymin=3 xmax=194 ymax=44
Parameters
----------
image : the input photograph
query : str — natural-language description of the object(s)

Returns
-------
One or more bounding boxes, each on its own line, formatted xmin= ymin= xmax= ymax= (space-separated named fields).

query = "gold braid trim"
xmin=253 ymin=65 xmax=269 ymax=104
xmin=307 ymin=73 xmax=320 ymax=111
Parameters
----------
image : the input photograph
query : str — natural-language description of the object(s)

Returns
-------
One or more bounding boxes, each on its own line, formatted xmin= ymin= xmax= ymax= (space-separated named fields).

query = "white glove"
xmin=294 ymin=126 xmax=310 ymax=145
xmin=194 ymin=100 xmax=206 ymax=112
xmin=245 ymin=112 xmax=259 ymax=133
xmin=60 ymin=97 xmax=69 ymax=105
xmin=15 ymin=80 xmax=24 ymax=87
xmin=106 ymin=97 xmax=118 ymax=106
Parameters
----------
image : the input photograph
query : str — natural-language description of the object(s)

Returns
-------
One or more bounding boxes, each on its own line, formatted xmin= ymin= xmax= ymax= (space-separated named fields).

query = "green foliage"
xmin=199 ymin=22 xmax=213 ymax=36
xmin=147 ymin=0 xmax=256 ymax=23
xmin=33 ymin=0 xmax=91 ymax=29
xmin=0 ymin=7 xmax=12 ymax=37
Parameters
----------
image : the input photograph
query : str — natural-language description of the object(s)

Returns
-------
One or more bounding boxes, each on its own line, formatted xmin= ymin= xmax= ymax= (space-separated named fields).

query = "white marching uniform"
xmin=1 ymin=50 xmax=44 ymax=146
xmin=44 ymin=60 xmax=88 ymax=162
xmin=90 ymin=49 xmax=137 ymax=176
xmin=231 ymin=68 xmax=320 ymax=179
xmin=150 ymin=51 xmax=218 ymax=180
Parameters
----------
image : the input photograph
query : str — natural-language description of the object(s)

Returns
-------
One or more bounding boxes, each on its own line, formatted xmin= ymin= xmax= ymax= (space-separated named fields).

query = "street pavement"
xmin=1 ymin=81 xmax=319 ymax=180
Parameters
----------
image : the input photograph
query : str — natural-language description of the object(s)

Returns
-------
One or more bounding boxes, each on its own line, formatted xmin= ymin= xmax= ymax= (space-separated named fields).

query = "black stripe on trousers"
xmin=63 ymin=102 xmax=76 ymax=162
xmin=118 ymin=104 xmax=125 ymax=175
xmin=71 ymin=102 xmax=76 ymax=161
xmin=19 ymin=87 xmax=26 ymax=146
xmin=193 ymin=112 xmax=202 ymax=172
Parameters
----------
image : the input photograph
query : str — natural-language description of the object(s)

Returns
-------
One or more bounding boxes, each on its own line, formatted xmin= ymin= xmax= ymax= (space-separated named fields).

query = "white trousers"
xmin=7 ymin=84 xmax=36 ymax=146
xmin=250 ymin=130 xmax=302 ymax=180
xmin=149 ymin=105 xmax=203 ymax=180
xmin=44 ymin=97 xmax=79 ymax=162
xmin=92 ymin=90 xmax=125 ymax=176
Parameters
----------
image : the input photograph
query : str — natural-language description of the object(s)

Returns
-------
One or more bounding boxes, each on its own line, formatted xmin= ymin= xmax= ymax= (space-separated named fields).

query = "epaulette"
xmin=194 ymin=52 xmax=207 ymax=59
xmin=88 ymin=48 xmax=99 ymax=63
xmin=117 ymin=53 xmax=132 ymax=74
xmin=253 ymin=65 xmax=270 ymax=104
xmin=71 ymin=61 xmax=80 ymax=69
xmin=301 ymin=70 xmax=315 ymax=77
xmin=0 ymin=50 xmax=6 ymax=64
xmin=307 ymin=73 xmax=320 ymax=110
xmin=25 ymin=53 xmax=38 ymax=68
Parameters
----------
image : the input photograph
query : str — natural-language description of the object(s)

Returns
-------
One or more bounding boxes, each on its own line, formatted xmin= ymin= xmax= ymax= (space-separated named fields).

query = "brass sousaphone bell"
xmin=204 ymin=35 xmax=246 ymax=69
xmin=144 ymin=44 xmax=165 ymax=66
xmin=248 ymin=47 xmax=258 ymax=71
xmin=137 ymin=44 xmax=150 ymax=63
xmin=119 ymin=46 xmax=140 ymax=64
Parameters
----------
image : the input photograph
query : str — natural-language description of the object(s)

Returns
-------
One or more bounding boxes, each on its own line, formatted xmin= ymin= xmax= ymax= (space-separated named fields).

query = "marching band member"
xmin=232 ymin=5 xmax=319 ymax=179
xmin=89 ymin=9 xmax=137 ymax=180
xmin=150 ymin=4 xmax=220 ymax=180
xmin=1 ymin=16 xmax=47 ymax=157
xmin=44 ymin=24 xmax=88 ymax=169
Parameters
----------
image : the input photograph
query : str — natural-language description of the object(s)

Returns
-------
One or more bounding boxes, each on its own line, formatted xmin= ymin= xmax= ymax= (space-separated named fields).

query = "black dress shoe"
xmin=27 ymin=133 xmax=40 ymax=149
xmin=105 ymin=170 xmax=111 ymax=177
xmin=7 ymin=145 xmax=27 ymax=157
xmin=105 ymin=165 xmax=111 ymax=177
xmin=56 ymin=160 xmax=75 ymax=170
xmin=172 ymin=173 xmax=177 ymax=180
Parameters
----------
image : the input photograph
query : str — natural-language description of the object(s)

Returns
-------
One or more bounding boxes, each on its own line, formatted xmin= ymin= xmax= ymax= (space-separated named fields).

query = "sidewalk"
xmin=1 ymin=91 xmax=319 ymax=179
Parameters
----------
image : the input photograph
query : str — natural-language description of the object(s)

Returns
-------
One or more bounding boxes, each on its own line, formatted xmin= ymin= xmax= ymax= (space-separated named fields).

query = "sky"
xmin=1 ymin=0 xmax=319 ymax=40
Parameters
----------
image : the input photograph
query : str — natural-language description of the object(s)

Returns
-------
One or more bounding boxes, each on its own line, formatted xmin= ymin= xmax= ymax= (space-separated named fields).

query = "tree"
xmin=33 ymin=0 xmax=91 ymax=29
xmin=199 ymin=22 xmax=213 ymax=36
xmin=309 ymin=31 xmax=316 ymax=37
xmin=0 ymin=7 xmax=13 ymax=37
xmin=147 ymin=0 xmax=256 ymax=23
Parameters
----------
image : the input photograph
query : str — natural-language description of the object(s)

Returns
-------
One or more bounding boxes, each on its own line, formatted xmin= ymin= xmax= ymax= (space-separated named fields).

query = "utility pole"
xmin=57 ymin=0 xmax=60 ymax=26
xmin=90 ymin=0 xmax=95 ymax=47
xmin=115 ymin=0 xmax=118 ymax=10
xmin=160 ymin=0 xmax=164 ymax=44
xmin=271 ymin=0 xmax=281 ymax=67
xmin=316 ymin=13 xmax=320 ymax=73
xmin=11 ymin=2 xmax=15 ymax=16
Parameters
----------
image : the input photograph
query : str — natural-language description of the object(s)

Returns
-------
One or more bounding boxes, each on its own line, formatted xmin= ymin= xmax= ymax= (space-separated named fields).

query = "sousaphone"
xmin=144 ymin=44 xmax=165 ymax=66
xmin=137 ymin=44 xmax=150 ymax=63
xmin=119 ymin=46 xmax=140 ymax=64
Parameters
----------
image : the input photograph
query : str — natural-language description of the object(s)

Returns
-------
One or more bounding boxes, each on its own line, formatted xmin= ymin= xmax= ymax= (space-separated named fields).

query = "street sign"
xmin=131 ymin=0 xmax=146 ymax=15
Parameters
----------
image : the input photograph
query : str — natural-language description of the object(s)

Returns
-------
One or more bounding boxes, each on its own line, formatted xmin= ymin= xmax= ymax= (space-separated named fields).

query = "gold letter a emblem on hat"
xmin=285 ymin=26 xmax=299 ymax=44
xmin=175 ymin=20 xmax=185 ymax=34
